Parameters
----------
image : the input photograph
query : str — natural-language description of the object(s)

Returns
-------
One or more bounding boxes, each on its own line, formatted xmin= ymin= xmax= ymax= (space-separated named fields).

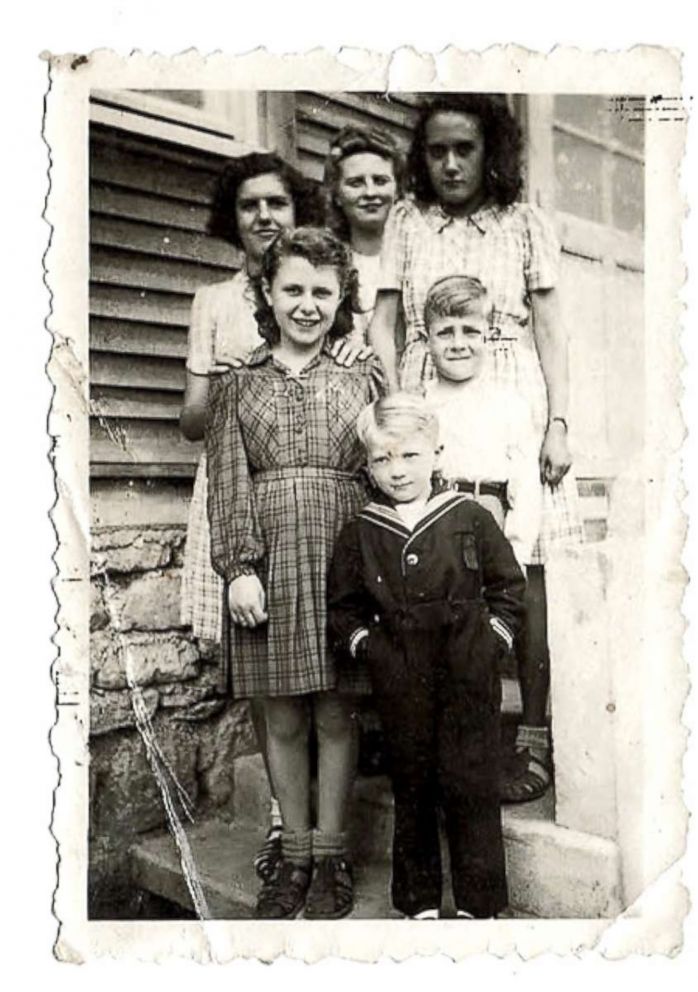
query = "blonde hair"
xmin=424 ymin=274 xmax=487 ymax=328
xmin=356 ymin=392 xmax=440 ymax=451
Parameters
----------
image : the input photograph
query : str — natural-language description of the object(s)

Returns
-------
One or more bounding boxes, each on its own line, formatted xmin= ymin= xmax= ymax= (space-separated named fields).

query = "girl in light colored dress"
xmin=207 ymin=228 xmax=384 ymax=919
xmin=323 ymin=125 xmax=404 ymax=344
xmin=369 ymin=94 xmax=582 ymax=803
xmin=322 ymin=125 xmax=405 ymax=775
xmin=179 ymin=152 xmax=324 ymax=878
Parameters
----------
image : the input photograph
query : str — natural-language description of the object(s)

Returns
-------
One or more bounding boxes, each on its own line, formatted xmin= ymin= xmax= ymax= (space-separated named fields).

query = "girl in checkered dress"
xmin=179 ymin=156 xmax=368 ymax=881
xmin=179 ymin=154 xmax=325 ymax=883
xmin=206 ymin=228 xmax=383 ymax=919
xmin=369 ymin=94 xmax=582 ymax=804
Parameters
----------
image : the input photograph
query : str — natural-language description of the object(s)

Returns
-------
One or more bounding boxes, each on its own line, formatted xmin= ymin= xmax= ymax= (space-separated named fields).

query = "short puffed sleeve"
xmin=186 ymin=284 xmax=216 ymax=375
xmin=377 ymin=199 xmax=416 ymax=293
xmin=523 ymin=203 xmax=560 ymax=292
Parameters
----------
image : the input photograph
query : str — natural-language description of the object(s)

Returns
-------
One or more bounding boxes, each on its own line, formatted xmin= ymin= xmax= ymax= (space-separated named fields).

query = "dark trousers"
xmin=367 ymin=624 xmax=507 ymax=918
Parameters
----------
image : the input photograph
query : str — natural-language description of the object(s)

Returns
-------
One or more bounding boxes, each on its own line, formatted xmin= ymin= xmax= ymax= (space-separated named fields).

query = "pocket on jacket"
xmin=447 ymin=607 xmax=500 ymax=700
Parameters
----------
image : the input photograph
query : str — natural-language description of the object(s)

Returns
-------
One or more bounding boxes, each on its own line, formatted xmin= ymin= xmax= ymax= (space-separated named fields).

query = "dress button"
xmin=405 ymin=553 xmax=419 ymax=566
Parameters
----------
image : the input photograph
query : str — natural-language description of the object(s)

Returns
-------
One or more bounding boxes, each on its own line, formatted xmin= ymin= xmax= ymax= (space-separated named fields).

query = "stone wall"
xmin=89 ymin=524 xmax=256 ymax=918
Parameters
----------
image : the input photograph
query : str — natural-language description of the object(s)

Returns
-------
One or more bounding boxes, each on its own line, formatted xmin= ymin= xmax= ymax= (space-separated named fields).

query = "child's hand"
xmin=228 ymin=574 xmax=268 ymax=628
xmin=328 ymin=340 xmax=374 ymax=367
xmin=539 ymin=421 xmax=572 ymax=487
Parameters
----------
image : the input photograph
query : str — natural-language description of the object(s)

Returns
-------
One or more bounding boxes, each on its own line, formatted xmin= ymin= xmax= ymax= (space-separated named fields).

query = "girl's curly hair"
xmin=407 ymin=94 xmax=523 ymax=207
xmin=323 ymin=125 xmax=406 ymax=240
xmin=255 ymin=227 xmax=360 ymax=345
xmin=207 ymin=152 xmax=324 ymax=247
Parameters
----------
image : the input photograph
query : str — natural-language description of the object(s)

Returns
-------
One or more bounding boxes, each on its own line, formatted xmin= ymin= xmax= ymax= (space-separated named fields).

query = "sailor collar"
xmin=358 ymin=489 xmax=468 ymax=544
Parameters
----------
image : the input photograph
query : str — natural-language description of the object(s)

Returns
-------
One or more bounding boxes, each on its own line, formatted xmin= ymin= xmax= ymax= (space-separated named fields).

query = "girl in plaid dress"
xmin=369 ymin=94 xmax=582 ymax=803
xmin=180 ymin=155 xmax=366 ymax=881
xmin=179 ymin=153 xmax=323 ymax=883
xmin=207 ymin=228 xmax=383 ymax=919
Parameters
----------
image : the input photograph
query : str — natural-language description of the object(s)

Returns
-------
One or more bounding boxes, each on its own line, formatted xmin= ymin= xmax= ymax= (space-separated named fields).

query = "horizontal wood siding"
xmin=89 ymin=124 xmax=242 ymax=477
xmin=295 ymin=92 xmax=419 ymax=180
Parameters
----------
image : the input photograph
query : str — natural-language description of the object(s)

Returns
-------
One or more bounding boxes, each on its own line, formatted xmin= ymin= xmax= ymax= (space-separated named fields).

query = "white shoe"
xmin=410 ymin=908 xmax=439 ymax=920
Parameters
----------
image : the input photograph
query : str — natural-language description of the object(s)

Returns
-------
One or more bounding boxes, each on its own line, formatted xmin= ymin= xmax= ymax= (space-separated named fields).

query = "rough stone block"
xmin=107 ymin=569 xmax=186 ymax=632
xmin=90 ymin=714 xmax=200 ymax=837
xmin=91 ymin=686 xmax=159 ymax=735
xmin=92 ymin=630 xmax=200 ymax=690
xmin=231 ymin=752 xmax=271 ymax=828
xmin=196 ymin=703 xmax=256 ymax=814
xmin=91 ymin=526 xmax=186 ymax=576
xmin=158 ymin=665 xmax=220 ymax=709
xmin=90 ymin=581 xmax=110 ymax=632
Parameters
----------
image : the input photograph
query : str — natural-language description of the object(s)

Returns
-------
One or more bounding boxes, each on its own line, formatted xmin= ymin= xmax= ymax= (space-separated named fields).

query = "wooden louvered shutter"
xmin=89 ymin=123 xmax=243 ymax=484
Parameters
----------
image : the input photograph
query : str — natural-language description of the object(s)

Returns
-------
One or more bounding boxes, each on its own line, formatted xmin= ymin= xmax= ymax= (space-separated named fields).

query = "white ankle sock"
xmin=269 ymin=797 xmax=282 ymax=830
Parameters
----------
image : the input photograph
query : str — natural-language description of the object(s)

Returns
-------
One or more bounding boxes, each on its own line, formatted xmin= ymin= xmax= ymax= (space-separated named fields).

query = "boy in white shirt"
xmin=423 ymin=275 xmax=542 ymax=570
xmin=423 ymin=276 xmax=553 ymax=804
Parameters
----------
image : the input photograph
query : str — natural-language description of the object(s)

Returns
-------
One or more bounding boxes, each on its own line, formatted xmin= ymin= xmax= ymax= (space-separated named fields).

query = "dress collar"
xmin=245 ymin=340 xmax=335 ymax=374
xmin=423 ymin=200 xmax=503 ymax=235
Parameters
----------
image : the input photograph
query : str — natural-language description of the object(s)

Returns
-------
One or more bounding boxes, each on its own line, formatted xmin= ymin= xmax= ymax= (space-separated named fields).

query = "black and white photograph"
xmin=43 ymin=50 xmax=687 ymax=961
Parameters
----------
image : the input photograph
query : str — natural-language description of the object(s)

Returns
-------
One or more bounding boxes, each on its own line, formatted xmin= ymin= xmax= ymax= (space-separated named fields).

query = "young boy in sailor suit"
xmin=327 ymin=393 xmax=526 ymax=920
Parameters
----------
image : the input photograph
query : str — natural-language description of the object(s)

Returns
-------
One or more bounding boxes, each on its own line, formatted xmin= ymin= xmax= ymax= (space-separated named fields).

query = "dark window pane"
xmin=612 ymin=156 xmax=644 ymax=234
xmin=554 ymin=130 xmax=603 ymax=222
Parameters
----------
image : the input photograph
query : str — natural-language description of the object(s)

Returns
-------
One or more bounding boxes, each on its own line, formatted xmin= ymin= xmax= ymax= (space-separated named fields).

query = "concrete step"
xmin=131 ymin=753 xmax=622 ymax=919
xmin=232 ymin=754 xmax=622 ymax=919
xmin=131 ymin=818 xmax=401 ymax=919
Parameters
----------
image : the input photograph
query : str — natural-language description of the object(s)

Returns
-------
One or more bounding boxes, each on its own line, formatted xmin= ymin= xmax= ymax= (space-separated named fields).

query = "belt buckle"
xmin=473 ymin=479 xmax=481 ymax=499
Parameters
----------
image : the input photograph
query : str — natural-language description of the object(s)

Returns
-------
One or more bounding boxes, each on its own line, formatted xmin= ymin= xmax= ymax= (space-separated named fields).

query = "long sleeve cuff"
xmin=225 ymin=562 xmax=258 ymax=584
xmin=490 ymin=616 xmax=514 ymax=652
xmin=349 ymin=628 xmax=369 ymax=659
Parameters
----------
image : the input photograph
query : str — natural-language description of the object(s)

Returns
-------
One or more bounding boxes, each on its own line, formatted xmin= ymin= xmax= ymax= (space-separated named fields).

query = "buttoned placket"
xmin=294 ymin=377 xmax=308 ymax=465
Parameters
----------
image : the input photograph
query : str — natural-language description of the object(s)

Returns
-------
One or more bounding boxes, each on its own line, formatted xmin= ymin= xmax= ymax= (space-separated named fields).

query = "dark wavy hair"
xmin=407 ymin=94 xmax=523 ymax=207
xmin=255 ymin=227 xmax=360 ymax=345
xmin=323 ymin=125 xmax=406 ymax=240
xmin=207 ymin=152 xmax=324 ymax=248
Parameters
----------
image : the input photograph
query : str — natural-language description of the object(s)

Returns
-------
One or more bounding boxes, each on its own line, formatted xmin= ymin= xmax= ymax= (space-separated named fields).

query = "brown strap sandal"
xmin=255 ymin=858 xmax=311 ymax=919
xmin=304 ymin=856 xmax=354 ymax=920
xmin=499 ymin=747 xmax=551 ymax=804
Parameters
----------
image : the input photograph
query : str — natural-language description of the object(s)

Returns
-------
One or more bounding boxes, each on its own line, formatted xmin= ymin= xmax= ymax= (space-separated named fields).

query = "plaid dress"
xmin=206 ymin=344 xmax=383 ymax=698
xmin=380 ymin=199 xmax=582 ymax=562
xmin=180 ymin=271 xmax=264 ymax=641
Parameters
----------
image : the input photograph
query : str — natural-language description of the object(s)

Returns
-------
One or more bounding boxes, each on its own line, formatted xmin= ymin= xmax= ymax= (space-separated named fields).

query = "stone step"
xmin=231 ymin=754 xmax=622 ymax=918
xmin=131 ymin=818 xmax=401 ymax=919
